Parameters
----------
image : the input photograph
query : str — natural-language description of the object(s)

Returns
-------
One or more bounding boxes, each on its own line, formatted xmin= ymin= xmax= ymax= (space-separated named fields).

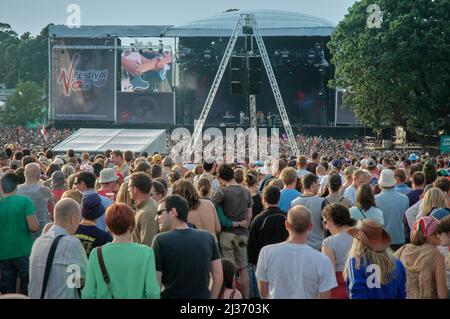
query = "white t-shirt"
xmin=256 ymin=242 xmax=337 ymax=299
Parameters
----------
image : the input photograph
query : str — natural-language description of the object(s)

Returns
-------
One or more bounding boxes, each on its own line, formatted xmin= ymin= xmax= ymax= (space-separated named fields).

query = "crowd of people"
xmin=0 ymin=127 xmax=74 ymax=153
xmin=0 ymin=137 xmax=449 ymax=299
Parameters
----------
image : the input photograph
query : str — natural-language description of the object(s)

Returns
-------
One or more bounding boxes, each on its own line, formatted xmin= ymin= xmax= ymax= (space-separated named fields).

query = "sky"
xmin=0 ymin=0 xmax=358 ymax=36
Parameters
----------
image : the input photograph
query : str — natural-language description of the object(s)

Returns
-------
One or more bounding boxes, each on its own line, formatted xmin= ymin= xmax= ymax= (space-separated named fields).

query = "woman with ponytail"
xmin=244 ymin=170 xmax=263 ymax=221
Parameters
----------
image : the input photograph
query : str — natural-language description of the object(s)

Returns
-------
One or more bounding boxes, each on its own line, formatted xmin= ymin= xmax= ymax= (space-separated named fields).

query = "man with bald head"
xmin=256 ymin=205 xmax=337 ymax=299
xmin=18 ymin=163 xmax=54 ymax=240
xmin=28 ymin=199 xmax=88 ymax=299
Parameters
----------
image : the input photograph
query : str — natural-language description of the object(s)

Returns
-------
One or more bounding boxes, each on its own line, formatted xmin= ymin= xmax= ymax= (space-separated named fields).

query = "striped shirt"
xmin=28 ymin=225 xmax=88 ymax=299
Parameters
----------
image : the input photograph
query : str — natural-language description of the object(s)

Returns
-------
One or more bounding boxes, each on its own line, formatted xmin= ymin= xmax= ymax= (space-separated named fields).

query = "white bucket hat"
xmin=378 ymin=169 xmax=396 ymax=188
xmin=99 ymin=168 xmax=119 ymax=184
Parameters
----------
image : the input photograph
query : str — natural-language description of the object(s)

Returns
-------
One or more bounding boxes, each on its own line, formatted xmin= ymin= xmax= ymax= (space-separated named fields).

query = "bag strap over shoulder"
xmin=97 ymin=246 xmax=114 ymax=299
xmin=40 ymin=234 xmax=65 ymax=299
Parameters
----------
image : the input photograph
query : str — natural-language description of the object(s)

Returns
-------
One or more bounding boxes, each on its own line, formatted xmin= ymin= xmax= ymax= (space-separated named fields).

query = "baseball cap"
xmin=409 ymin=153 xmax=418 ymax=161
xmin=332 ymin=159 xmax=343 ymax=169
xmin=162 ymin=156 xmax=174 ymax=166
xmin=412 ymin=216 xmax=439 ymax=239
xmin=367 ymin=159 xmax=377 ymax=168
xmin=437 ymin=169 xmax=449 ymax=177
xmin=430 ymin=207 xmax=450 ymax=221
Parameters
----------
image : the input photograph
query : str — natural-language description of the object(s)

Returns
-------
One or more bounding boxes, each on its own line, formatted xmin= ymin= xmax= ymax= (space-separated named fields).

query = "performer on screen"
xmin=121 ymin=50 xmax=172 ymax=92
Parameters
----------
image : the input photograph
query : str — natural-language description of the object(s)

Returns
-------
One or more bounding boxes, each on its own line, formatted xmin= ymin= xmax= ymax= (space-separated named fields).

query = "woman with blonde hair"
xmin=172 ymin=179 xmax=221 ymax=241
xmin=67 ymin=173 xmax=78 ymax=190
xmin=343 ymin=219 xmax=407 ymax=298
xmin=61 ymin=189 xmax=83 ymax=204
xmin=62 ymin=164 xmax=76 ymax=179
xmin=419 ymin=187 xmax=449 ymax=219
xmin=341 ymin=166 xmax=357 ymax=194
xmin=395 ymin=216 xmax=447 ymax=299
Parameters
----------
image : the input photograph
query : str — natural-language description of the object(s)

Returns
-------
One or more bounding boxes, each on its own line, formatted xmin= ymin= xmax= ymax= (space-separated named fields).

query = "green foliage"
xmin=0 ymin=23 xmax=52 ymax=89
xmin=0 ymin=23 xmax=20 ymax=88
xmin=1 ymin=81 xmax=46 ymax=125
xmin=328 ymin=0 xmax=450 ymax=136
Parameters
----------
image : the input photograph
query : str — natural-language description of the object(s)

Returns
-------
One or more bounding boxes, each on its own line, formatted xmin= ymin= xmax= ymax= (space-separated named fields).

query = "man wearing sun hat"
xmin=409 ymin=153 xmax=418 ymax=164
xmin=97 ymin=168 xmax=120 ymax=202
xmin=375 ymin=169 xmax=410 ymax=251
xmin=151 ymin=153 xmax=162 ymax=165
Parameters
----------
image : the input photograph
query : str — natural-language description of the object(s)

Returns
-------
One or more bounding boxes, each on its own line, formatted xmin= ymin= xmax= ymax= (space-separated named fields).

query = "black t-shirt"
xmin=251 ymin=193 xmax=264 ymax=221
xmin=247 ymin=207 xmax=289 ymax=265
xmin=74 ymin=225 xmax=113 ymax=257
xmin=152 ymin=228 xmax=221 ymax=299
xmin=306 ymin=162 xmax=319 ymax=174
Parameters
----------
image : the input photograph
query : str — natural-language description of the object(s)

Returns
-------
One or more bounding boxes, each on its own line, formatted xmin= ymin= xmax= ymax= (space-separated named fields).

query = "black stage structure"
xmin=48 ymin=10 xmax=364 ymax=137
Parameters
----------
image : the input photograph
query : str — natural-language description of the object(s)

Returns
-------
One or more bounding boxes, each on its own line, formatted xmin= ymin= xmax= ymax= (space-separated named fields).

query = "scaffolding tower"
xmin=186 ymin=13 xmax=300 ymax=157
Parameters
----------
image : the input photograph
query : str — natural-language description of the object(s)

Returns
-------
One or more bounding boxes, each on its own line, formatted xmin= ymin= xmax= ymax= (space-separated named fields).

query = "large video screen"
xmin=117 ymin=92 xmax=174 ymax=124
xmin=51 ymin=38 xmax=115 ymax=121
xmin=120 ymin=38 xmax=173 ymax=93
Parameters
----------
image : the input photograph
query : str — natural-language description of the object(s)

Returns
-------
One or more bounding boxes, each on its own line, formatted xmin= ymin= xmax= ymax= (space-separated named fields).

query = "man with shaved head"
xmin=28 ymin=198 xmax=87 ymax=299
xmin=18 ymin=163 xmax=54 ymax=240
xmin=256 ymin=205 xmax=337 ymax=299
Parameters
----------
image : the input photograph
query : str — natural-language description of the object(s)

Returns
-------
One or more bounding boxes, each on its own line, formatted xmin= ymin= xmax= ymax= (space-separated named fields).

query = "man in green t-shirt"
xmin=0 ymin=172 xmax=39 ymax=295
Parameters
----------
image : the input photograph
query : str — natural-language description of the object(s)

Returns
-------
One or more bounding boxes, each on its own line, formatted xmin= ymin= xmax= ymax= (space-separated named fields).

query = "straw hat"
xmin=347 ymin=219 xmax=391 ymax=252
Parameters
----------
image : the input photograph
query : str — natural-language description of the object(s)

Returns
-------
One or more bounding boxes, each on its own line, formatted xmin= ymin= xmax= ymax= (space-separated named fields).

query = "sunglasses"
xmin=156 ymin=208 xmax=168 ymax=216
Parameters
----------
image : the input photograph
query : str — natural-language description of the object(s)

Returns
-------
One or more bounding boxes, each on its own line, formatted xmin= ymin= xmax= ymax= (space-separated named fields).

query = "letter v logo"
xmin=59 ymin=53 xmax=79 ymax=96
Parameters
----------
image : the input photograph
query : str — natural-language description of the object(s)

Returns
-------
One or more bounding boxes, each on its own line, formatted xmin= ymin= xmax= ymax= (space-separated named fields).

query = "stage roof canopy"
xmin=166 ymin=10 xmax=335 ymax=37
xmin=49 ymin=25 xmax=173 ymax=38
xmin=52 ymin=129 xmax=167 ymax=154
xmin=49 ymin=9 xmax=335 ymax=38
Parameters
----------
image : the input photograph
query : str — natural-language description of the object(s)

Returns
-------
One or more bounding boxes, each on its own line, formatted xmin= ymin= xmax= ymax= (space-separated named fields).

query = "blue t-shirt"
xmin=279 ymin=189 xmax=301 ymax=212
xmin=346 ymin=257 xmax=406 ymax=299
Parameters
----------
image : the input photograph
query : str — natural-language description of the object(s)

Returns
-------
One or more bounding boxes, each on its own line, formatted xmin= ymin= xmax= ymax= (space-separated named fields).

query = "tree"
xmin=0 ymin=23 xmax=20 ymax=87
xmin=328 ymin=0 xmax=450 ymax=136
xmin=1 ymin=81 xmax=46 ymax=126
xmin=0 ymin=23 xmax=52 ymax=89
